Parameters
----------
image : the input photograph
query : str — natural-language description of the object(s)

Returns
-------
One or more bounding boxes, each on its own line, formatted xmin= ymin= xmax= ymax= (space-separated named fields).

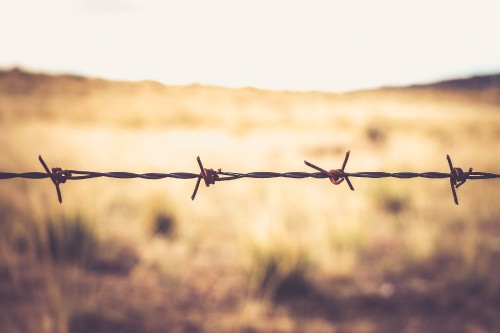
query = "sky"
xmin=1 ymin=0 xmax=500 ymax=92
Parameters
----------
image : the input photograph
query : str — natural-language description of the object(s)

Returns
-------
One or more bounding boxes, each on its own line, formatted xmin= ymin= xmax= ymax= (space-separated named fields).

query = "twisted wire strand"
xmin=0 ymin=152 xmax=498 ymax=204
xmin=2 ymin=170 xmax=498 ymax=181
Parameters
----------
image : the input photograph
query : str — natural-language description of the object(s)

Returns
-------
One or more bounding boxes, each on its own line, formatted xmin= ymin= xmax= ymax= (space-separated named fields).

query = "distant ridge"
xmin=1 ymin=67 xmax=500 ymax=94
xmin=409 ymin=74 xmax=500 ymax=91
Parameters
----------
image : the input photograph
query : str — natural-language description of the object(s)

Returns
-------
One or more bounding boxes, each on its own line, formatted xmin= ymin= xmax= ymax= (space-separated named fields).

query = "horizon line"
xmin=2 ymin=64 xmax=499 ymax=95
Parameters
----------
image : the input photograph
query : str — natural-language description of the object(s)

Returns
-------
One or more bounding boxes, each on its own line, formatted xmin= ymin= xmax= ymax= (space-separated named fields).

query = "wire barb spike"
xmin=446 ymin=154 xmax=472 ymax=205
xmin=38 ymin=155 xmax=71 ymax=204
xmin=304 ymin=150 xmax=354 ymax=191
xmin=191 ymin=156 xmax=220 ymax=200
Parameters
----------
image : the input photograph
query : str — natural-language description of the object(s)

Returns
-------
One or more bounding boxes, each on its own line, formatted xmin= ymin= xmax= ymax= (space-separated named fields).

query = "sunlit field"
xmin=1 ymin=68 xmax=499 ymax=333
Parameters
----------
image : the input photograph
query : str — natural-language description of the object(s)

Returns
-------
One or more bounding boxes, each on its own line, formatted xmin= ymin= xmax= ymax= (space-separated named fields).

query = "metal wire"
xmin=0 ymin=152 xmax=498 ymax=205
xmin=2 ymin=170 xmax=498 ymax=181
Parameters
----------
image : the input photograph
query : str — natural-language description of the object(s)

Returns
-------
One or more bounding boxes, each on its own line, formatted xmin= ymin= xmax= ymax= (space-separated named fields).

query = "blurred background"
xmin=1 ymin=1 xmax=499 ymax=332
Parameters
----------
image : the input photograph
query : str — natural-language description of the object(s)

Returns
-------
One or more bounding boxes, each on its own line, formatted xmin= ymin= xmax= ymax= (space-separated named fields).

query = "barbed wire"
xmin=0 ymin=152 xmax=498 ymax=205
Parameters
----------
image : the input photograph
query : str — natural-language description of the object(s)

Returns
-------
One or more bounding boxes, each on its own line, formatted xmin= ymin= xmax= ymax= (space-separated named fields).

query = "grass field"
xmin=0 ymin=68 xmax=499 ymax=333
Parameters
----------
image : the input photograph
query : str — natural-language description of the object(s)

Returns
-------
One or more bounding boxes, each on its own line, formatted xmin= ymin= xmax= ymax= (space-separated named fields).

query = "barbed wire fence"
xmin=0 ymin=151 xmax=498 ymax=205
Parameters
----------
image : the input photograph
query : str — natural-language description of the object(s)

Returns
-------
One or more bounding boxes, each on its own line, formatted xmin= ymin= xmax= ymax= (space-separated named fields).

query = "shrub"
xmin=152 ymin=213 xmax=176 ymax=239
xmin=37 ymin=215 xmax=99 ymax=266
xmin=248 ymin=245 xmax=313 ymax=301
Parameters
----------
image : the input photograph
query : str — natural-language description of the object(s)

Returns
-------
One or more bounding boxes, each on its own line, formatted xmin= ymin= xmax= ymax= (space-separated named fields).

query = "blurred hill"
xmin=397 ymin=74 xmax=500 ymax=104
xmin=0 ymin=68 xmax=498 ymax=128
xmin=410 ymin=74 xmax=500 ymax=92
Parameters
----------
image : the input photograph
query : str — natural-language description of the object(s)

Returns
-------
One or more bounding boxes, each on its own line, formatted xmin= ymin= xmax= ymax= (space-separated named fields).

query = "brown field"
xmin=0 ymin=68 xmax=499 ymax=333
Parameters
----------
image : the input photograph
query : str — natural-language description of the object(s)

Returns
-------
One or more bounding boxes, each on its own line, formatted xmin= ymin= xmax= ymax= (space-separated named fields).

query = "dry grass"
xmin=0 ymin=68 xmax=499 ymax=333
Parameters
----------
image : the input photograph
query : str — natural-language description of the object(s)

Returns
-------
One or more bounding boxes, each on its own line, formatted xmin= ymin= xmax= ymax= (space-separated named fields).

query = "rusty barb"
xmin=0 ymin=152 xmax=498 ymax=205
xmin=446 ymin=155 xmax=473 ymax=205
xmin=191 ymin=156 xmax=221 ymax=200
xmin=38 ymin=155 xmax=72 ymax=203
xmin=304 ymin=151 xmax=354 ymax=191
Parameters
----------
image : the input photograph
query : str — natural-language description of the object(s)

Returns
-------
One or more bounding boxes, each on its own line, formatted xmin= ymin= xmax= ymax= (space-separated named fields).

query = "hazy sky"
xmin=1 ymin=0 xmax=499 ymax=92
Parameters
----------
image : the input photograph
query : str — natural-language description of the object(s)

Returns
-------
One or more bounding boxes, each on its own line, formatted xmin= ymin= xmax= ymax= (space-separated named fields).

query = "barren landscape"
xmin=0 ymin=68 xmax=499 ymax=333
